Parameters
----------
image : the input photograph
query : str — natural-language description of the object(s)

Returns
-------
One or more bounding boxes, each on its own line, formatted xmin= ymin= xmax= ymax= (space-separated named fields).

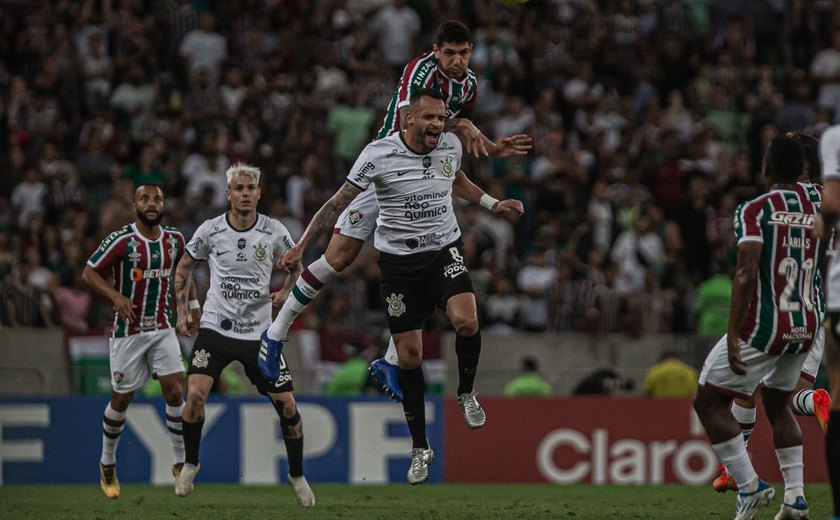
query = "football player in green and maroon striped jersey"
xmin=83 ymin=184 xmax=200 ymax=498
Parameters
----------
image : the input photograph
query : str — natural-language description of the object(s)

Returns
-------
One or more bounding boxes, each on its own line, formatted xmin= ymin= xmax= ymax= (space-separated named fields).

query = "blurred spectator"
xmin=693 ymin=262 xmax=734 ymax=335
xmin=643 ymin=351 xmax=698 ymax=397
xmin=504 ymin=356 xmax=551 ymax=397
xmin=52 ymin=267 xmax=92 ymax=334
xmin=372 ymin=0 xmax=420 ymax=77
xmin=483 ymin=276 xmax=520 ymax=335
xmin=179 ymin=12 xmax=226 ymax=87
xmin=573 ymin=368 xmax=634 ymax=395
xmin=810 ymin=28 xmax=840 ymax=116
xmin=10 ymin=168 xmax=47 ymax=228
xmin=110 ymin=63 xmax=158 ymax=139
xmin=610 ymin=212 xmax=665 ymax=296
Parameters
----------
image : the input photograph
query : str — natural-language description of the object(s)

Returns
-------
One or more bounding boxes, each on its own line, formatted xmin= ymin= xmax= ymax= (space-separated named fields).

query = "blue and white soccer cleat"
xmin=369 ymin=357 xmax=403 ymax=402
xmin=734 ymin=480 xmax=775 ymax=520
xmin=773 ymin=496 xmax=809 ymax=520
xmin=258 ymin=330 xmax=285 ymax=383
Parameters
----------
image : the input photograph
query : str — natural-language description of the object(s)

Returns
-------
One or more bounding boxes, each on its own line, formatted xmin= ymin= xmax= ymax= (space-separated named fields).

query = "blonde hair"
xmin=225 ymin=162 xmax=261 ymax=187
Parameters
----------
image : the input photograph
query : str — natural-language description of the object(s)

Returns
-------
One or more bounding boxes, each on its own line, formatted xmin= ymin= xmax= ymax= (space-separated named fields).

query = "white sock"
xmin=101 ymin=404 xmax=126 ymax=466
xmin=775 ymin=445 xmax=804 ymax=503
xmin=166 ymin=403 xmax=185 ymax=465
xmin=731 ymin=402 xmax=757 ymax=444
xmin=791 ymin=389 xmax=815 ymax=416
xmin=713 ymin=434 xmax=759 ymax=494
xmin=385 ymin=337 xmax=399 ymax=365
xmin=267 ymin=256 xmax=338 ymax=340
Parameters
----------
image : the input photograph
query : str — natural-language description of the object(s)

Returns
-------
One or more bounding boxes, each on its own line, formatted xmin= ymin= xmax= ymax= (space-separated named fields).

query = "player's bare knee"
xmin=186 ymin=387 xmax=208 ymax=409
xmin=325 ymin=237 xmax=362 ymax=272
xmin=452 ymin=317 xmax=479 ymax=337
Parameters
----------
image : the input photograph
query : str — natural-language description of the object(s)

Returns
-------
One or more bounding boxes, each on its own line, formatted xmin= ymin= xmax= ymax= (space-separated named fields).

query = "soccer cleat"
xmin=99 ymin=463 xmax=120 ymax=499
xmin=172 ymin=463 xmax=184 ymax=478
xmin=457 ymin=389 xmax=486 ymax=429
xmin=288 ymin=474 xmax=315 ymax=507
xmin=258 ymin=330 xmax=285 ymax=383
xmin=174 ymin=463 xmax=199 ymax=497
xmin=407 ymin=447 xmax=434 ymax=485
xmin=713 ymin=464 xmax=738 ymax=493
xmin=734 ymin=480 xmax=775 ymax=520
xmin=773 ymin=496 xmax=809 ymax=520
xmin=369 ymin=357 xmax=403 ymax=402
xmin=814 ymin=388 xmax=831 ymax=432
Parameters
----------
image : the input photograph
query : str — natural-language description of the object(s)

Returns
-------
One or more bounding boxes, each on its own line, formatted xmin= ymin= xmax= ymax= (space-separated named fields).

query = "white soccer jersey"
xmin=186 ymin=213 xmax=294 ymax=340
xmin=345 ymin=131 xmax=463 ymax=255
xmin=822 ymin=124 xmax=840 ymax=310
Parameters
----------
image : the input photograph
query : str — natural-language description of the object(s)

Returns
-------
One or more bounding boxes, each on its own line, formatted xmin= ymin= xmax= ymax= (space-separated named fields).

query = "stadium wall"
xmin=0 ymin=396 xmax=827 ymax=486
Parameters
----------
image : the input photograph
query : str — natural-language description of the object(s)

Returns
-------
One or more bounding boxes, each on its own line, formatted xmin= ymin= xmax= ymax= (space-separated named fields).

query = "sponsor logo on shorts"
xmin=443 ymin=261 xmax=467 ymax=279
xmin=386 ymin=293 xmax=407 ymax=317
xmin=113 ymin=371 xmax=124 ymax=384
xmin=349 ymin=210 xmax=363 ymax=225
xmin=192 ymin=349 xmax=211 ymax=368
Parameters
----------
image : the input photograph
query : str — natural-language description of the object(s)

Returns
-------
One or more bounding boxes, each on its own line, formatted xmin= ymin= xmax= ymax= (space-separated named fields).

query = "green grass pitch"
xmin=0 ymin=483 xmax=832 ymax=519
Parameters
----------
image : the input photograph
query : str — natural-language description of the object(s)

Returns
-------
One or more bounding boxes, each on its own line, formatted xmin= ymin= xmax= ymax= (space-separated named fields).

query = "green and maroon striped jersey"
xmin=796 ymin=181 xmax=826 ymax=316
xmin=87 ymin=223 xmax=186 ymax=338
xmin=734 ymin=187 xmax=828 ymax=354
xmin=376 ymin=50 xmax=478 ymax=139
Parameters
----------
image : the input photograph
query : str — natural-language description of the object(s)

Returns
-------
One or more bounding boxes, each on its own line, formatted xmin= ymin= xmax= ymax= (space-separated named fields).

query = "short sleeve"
xmin=186 ymin=221 xmax=211 ymax=261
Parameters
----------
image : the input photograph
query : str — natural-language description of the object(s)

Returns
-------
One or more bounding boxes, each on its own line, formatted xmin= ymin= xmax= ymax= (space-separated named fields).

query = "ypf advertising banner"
xmin=0 ymin=396 xmax=443 ymax=485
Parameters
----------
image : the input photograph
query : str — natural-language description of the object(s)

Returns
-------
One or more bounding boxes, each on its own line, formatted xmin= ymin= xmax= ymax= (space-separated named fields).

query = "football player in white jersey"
xmin=269 ymin=89 xmax=524 ymax=484
xmin=819 ymin=123 xmax=840 ymax=520
xmin=261 ymin=20 xmax=531 ymax=402
xmin=172 ymin=163 xmax=313 ymax=506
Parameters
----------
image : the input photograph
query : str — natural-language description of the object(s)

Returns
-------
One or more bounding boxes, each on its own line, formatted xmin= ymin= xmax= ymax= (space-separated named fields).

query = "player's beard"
xmin=136 ymin=208 xmax=163 ymax=227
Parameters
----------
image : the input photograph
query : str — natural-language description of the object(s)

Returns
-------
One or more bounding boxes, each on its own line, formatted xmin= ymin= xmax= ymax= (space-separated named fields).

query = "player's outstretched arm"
xmin=452 ymin=170 xmax=524 ymax=215
xmin=174 ymin=254 xmax=198 ymax=336
xmin=277 ymin=182 xmax=362 ymax=271
xmin=82 ymin=265 xmax=136 ymax=323
xmin=445 ymin=117 xmax=491 ymax=157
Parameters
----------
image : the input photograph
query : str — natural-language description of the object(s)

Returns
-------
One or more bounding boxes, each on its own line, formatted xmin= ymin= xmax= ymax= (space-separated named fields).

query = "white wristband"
xmin=188 ymin=300 xmax=200 ymax=311
xmin=479 ymin=193 xmax=499 ymax=211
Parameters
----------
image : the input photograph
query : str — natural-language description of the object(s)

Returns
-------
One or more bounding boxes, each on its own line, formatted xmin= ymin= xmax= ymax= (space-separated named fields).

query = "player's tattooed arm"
xmin=277 ymin=182 xmax=362 ymax=271
xmin=174 ymin=253 xmax=196 ymax=335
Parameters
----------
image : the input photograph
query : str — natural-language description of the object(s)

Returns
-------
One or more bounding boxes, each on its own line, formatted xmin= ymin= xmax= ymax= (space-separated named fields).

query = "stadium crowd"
xmin=1 ymin=0 xmax=840 ymax=342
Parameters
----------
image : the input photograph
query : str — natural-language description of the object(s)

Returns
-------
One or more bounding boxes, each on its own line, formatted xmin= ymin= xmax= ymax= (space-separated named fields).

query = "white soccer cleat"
xmin=407 ymin=447 xmax=434 ymax=485
xmin=288 ymin=474 xmax=315 ymax=507
xmin=734 ymin=480 xmax=775 ymax=520
xmin=773 ymin=496 xmax=809 ymax=520
xmin=174 ymin=463 xmax=199 ymax=497
xmin=457 ymin=389 xmax=486 ymax=429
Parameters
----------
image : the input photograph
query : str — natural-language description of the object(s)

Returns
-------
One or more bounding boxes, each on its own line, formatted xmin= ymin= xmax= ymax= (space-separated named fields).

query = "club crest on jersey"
xmin=167 ymin=235 xmax=180 ymax=262
xmin=253 ymin=242 xmax=267 ymax=261
xmin=192 ymin=349 xmax=211 ymax=368
xmin=238 ymin=238 xmax=246 ymax=249
xmin=769 ymin=211 xmax=814 ymax=228
xmin=349 ymin=210 xmax=363 ymax=224
xmin=386 ymin=293 xmax=407 ymax=317
xmin=113 ymin=371 xmax=124 ymax=384
xmin=441 ymin=157 xmax=454 ymax=177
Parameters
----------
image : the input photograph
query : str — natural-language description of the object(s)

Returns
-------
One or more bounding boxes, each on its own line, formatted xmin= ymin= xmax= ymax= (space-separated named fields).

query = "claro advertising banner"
xmin=0 ymin=396 xmax=827 ymax=485
xmin=444 ymin=397 xmax=828 ymax=484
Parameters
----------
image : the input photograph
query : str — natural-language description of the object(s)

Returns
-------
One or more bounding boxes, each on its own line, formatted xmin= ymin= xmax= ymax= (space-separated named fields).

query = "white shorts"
xmin=800 ymin=326 xmax=824 ymax=382
xmin=335 ymin=188 xmax=379 ymax=240
xmin=698 ymin=334 xmax=808 ymax=398
xmin=109 ymin=329 xmax=184 ymax=393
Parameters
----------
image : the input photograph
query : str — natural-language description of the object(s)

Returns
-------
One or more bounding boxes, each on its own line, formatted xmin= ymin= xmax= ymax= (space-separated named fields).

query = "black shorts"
xmin=188 ymin=328 xmax=293 ymax=395
xmin=378 ymin=241 xmax=474 ymax=334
